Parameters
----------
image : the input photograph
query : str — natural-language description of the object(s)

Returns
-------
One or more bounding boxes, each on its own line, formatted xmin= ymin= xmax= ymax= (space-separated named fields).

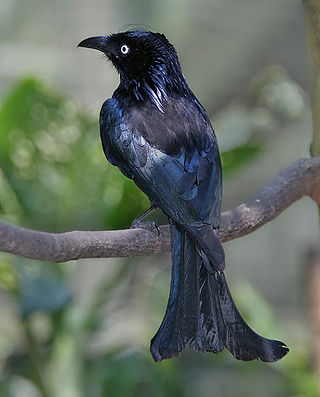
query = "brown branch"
xmin=0 ymin=157 xmax=319 ymax=263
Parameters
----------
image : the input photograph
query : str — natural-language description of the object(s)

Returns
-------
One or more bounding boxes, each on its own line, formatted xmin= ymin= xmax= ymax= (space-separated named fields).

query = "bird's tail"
xmin=150 ymin=222 xmax=289 ymax=362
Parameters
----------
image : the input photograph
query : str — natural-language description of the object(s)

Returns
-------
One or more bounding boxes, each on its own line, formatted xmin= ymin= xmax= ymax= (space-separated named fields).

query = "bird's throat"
xmin=114 ymin=74 xmax=169 ymax=113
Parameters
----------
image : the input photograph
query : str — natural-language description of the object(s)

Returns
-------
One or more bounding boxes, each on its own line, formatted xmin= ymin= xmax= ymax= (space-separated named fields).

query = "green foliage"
xmin=221 ymin=143 xmax=262 ymax=177
xmin=283 ymin=352 xmax=320 ymax=397
xmin=96 ymin=353 xmax=184 ymax=397
xmin=0 ymin=77 xmax=147 ymax=231
xmin=0 ymin=255 xmax=18 ymax=294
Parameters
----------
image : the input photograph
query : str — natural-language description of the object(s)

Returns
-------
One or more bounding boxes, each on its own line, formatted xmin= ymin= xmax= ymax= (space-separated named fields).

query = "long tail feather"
xmin=150 ymin=222 xmax=224 ymax=361
xmin=217 ymin=272 xmax=289 ymax=362
xmin=150 ymin=222 xmax=289 ymax=362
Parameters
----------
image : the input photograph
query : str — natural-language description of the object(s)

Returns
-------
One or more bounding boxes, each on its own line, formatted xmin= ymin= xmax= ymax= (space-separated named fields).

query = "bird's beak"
xmin=77 ymin=36 xmax=108 ymax=53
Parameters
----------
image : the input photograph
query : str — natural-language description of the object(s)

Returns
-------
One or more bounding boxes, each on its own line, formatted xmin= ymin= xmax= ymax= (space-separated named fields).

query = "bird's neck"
xmin=113 ymin=67 xmax=191 ymax=113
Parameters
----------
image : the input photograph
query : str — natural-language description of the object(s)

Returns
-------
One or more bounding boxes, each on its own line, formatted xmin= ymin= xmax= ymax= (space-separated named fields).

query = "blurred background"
xmin=0 ymin=0 xmax=319 ymax=396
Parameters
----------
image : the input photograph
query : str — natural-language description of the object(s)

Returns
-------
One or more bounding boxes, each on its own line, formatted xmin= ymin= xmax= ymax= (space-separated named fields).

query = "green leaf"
xmin=0 ymin=255 xmax=18 ymax=294
xmin=221 ymin=143 xmax=262 ymax=177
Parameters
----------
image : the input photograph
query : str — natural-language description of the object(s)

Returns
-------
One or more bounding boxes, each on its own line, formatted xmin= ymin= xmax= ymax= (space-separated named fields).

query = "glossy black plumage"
xmin=78 ymin=30 xmax=289 ymax=362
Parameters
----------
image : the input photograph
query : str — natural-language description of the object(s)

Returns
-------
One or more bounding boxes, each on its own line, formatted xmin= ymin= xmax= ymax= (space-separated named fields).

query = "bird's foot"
xmin=130 ymin=219 xmax=160 ymax=236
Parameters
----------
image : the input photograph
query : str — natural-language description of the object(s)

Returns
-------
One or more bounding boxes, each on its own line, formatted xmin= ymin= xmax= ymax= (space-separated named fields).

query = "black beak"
xmin=77 ymin=36 xmax=108 ymax=53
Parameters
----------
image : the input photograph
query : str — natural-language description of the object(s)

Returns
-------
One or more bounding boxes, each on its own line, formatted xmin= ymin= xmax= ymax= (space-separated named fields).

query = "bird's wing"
xmin=99 ymin=99 xmax=134 ymax=179
xmin=100 ymin=98 xmax=222 ymax=228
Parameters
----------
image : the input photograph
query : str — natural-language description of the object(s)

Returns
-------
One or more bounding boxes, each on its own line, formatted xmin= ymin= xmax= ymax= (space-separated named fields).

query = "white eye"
xmin=120 ymin=44 xmax=130 ymax=55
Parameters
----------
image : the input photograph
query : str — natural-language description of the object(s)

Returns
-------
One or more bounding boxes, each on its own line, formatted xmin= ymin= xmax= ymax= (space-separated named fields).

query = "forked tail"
xmin=150 ymin=222 xmax=289 ymax=362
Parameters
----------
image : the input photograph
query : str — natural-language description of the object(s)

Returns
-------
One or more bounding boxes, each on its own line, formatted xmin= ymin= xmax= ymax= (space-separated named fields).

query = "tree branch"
xmin=0 ymin=157 xmax=319 ymax=263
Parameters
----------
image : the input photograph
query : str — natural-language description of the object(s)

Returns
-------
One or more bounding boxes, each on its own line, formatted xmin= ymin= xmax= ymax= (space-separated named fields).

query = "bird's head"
xmin=78 ymin=30 xmax=180 ymax=80
xmin=78 ymin=30 xmax=190 ymax=110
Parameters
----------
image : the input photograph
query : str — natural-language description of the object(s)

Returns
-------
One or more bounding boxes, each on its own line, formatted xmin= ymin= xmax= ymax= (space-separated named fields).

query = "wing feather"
xmin=100 ymin=98 xmax=222 ymax=228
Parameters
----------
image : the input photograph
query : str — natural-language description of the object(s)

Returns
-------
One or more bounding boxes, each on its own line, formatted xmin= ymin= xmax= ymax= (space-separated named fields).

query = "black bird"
xmin=78 ymin=31 xmax=288 ymax=362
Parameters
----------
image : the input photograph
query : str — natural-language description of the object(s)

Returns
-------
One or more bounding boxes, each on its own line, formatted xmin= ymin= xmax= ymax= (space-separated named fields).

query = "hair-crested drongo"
xmin=78 ymin=30 xmax=288 ymax=362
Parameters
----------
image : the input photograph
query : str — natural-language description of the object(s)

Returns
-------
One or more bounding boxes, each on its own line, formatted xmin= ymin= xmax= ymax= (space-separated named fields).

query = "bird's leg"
xmin=130 ymin=203 xmax=160 ymax=236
